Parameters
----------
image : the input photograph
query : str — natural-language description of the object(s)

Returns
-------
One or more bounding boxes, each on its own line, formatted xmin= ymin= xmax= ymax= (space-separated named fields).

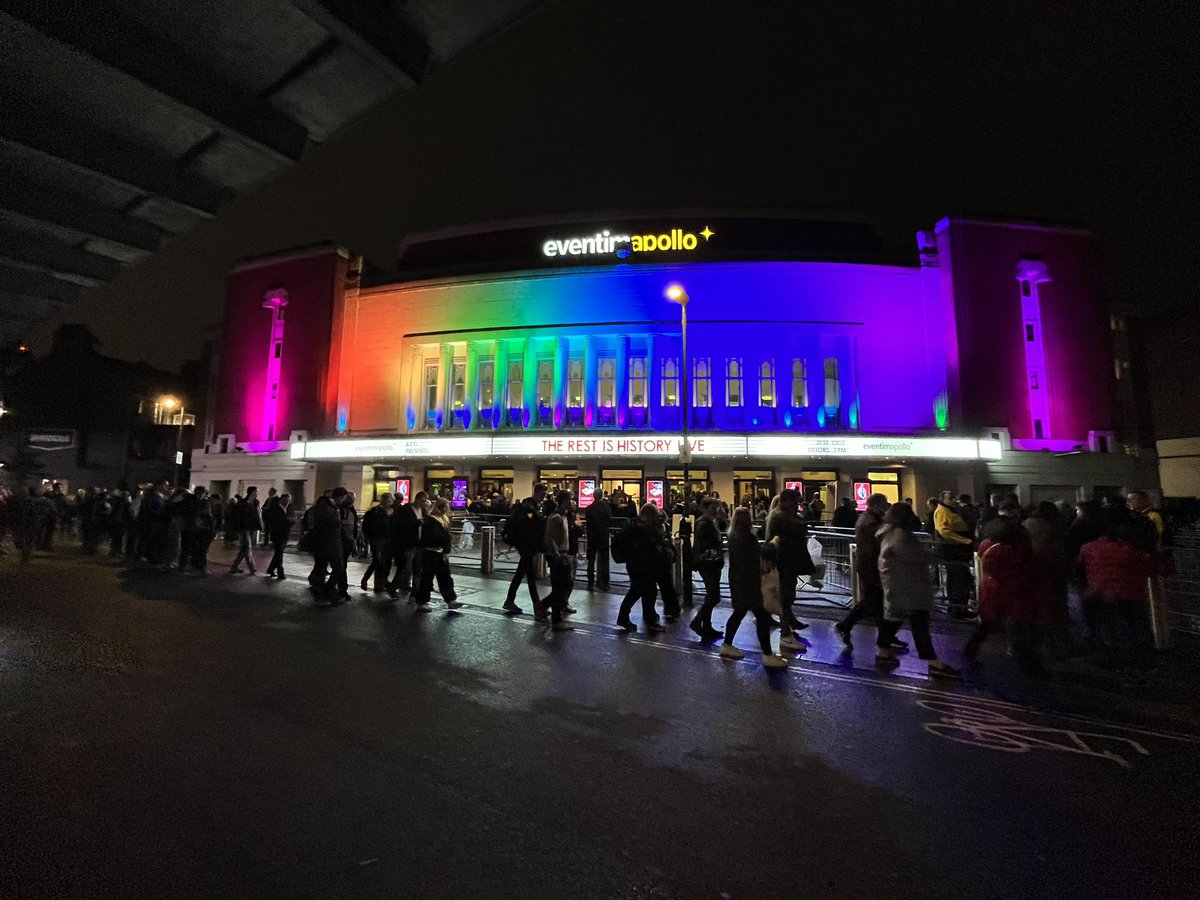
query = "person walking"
xmin=181 ymin=486 xmax=216 ymax=574
xmin=614 ymin=504 xmax=667 ymax=633
xmin=502 ymin=482 xmax=547 ymax=615
xmin=229 ymin=485 xmax=262 ymax=574
xmin=720 ymin=507 xmax=788 ymax=668
xmin=360 ymin=492 xmax=395 ymax=594
xmin=333 ymin=491 xmax=359 ymax=600
xmin=835 ymin=493 xmax=908 ymax=650
xmin=934 ymin=490 xmax=975 ymax=617
xmin=689 ymin=497 xmax=725 ymax=641
xmin=263 ymin=492 xmax=295 ymax=580
xmin=388 ymin=490 xmax=427 ymax=596
xmin=413 ymin=497 xmax=465 ymax=611
xmin=876 ymin=503 xmax=961 ymax=678
xmin=765 ymin=488 xmax=813 ymax=651
xmin=309 ymin=488 xmax=347 ymax=604
xmin=541 ymin=490 xmax=577 ymax=630
xmin=1077 ymin=508 xmax=1159 ymax=666
xmin=584 ymin=488 xmax=612 ymax=591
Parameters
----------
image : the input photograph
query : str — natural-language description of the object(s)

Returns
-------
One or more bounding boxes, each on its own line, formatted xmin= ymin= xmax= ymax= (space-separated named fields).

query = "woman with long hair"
xmin=720 ymin=506 xmax=788 ymax=668
xmin=413 ymin=497 xmax=465 ymax=611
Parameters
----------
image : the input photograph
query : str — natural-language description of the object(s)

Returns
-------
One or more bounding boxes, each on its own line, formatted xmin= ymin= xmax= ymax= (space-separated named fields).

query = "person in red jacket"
xmin=964 ymin=499 xmax=1054 ymax=673
xmin=1078 ymin=508 xmax=1158 ymax=663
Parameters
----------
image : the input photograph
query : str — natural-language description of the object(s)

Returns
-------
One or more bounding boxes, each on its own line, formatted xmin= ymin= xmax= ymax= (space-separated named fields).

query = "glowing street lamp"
xmin=159 ymin=395 xmax=185 ymax=485
xmin=664 ymin=283 xmax=692 ymax=504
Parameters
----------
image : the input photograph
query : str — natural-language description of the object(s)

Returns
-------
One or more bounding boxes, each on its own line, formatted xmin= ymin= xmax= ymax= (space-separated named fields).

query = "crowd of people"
xmin=0 ymin=477 xmax=1172 ymax=674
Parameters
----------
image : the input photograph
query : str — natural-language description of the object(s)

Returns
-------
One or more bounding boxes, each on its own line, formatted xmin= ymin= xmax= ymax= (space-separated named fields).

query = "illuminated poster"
xmin=394 ymin=478 xmax=411 ymax=504
xmin=784 ymin=480 xmax=804 ymax=495
xmin=646 ymin=479 xmax=665 ymax=509
xmin=854 ymin=481 xmax=871 ymax=511
xmin=578 ymin=478 xmax=596 ymax=509
xmin=451 ymin=479 xmax=469 ymax=509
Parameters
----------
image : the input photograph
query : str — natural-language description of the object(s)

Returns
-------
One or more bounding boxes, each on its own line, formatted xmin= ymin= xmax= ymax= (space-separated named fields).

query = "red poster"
xmin=784 ymin=480 xmax=804 ymax=495
xmin=577 ymin=478 xmax=596 ymax=509
xmin=854 ymin=482 xmax=871 ymax=511
xmin=646 ymin=479 xmax=665 ymax=509
xmin=395 ymin=478 xmax=411 ymax=504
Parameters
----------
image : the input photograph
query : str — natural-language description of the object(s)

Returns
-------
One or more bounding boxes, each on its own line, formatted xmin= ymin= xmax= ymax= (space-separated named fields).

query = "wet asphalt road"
xmin=2 ymin=547 xmax=1198 ymax=899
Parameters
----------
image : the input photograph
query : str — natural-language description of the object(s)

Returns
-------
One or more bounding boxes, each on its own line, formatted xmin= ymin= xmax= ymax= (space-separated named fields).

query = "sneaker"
xmin=928 ymin=661 xmax=962 ymax=679
xmin=615 ymin=618 xmax=637 ymax=633
xmin=887 ymin=639 xmax=910 ymax=651
xmin=835 ymin=623 xmax=853 ymax=648
xmin=415 ymin=602 xmax=433 ymax=612
xmin=875 ymin=652 xmax=900 ymax=668
xmin=779 ymin=635 xmax=805 ymax=651
xmin=445 ymin=600 xmax=465 ymax=610
xmin=502 ymin=601 xmax=523 ymax=616
xmin=563 ymin=605 xmax=577 ymax=615
xmin=719 ymin=643 xmax=744 ymax=660
xmin=551 ymin=620 xmax=574 ymax=632
xmin=534 ymin=606 xmax=550 ymax=624
xmin=763 ymin=654 xmax=789 ymax=668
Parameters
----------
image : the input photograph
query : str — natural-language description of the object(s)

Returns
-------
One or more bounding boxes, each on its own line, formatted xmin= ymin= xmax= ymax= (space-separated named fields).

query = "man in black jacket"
xmin=503 ymin=482 xmax=547 ymax=615
xmin=229 ymin=485 xmax=262 ymax=574
xmin=263 ymin=492 xmax=294 ymax=580
xmin=615 ymin=504 xmax=667 ymax=633
xmin=690 ymin=497 xmax=725 ymax=640
xmin=388 ymin=491 xmax=427 ymax=595
xmin=765 ymin=488 xmax=813 ymax=651
xmin=360 ymin=492 xmax=395 ymax=594
xmin=584 ymin=488 xmax=612 ymax=591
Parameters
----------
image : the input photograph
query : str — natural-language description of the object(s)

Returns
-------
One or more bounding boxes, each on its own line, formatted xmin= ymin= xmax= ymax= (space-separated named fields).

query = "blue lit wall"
xmin=343 ymin=260 xmax=952 ymax=435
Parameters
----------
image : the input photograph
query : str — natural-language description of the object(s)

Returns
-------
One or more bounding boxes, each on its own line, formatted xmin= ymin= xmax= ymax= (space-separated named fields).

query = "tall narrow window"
xmin=536 ymin=359 xmax=553 ymax=410
xmin=506 ymin=358 xmax=523 ymax=409
xmin=693 ymin=358 xmax=711 ymax=407
xmin=423 ymin=361 xmax=439 ymax=428
xmin=726 ymin=358 xmax=743 ymax=407
xmin=823 ymin=357 xmax=840 ymax=409
xmin=759 ymin=360 xmax=775 ymax=406
xmin=567 ymin=358 xmax=584 ymax=407
xmin=661 ymin=357 xmax=679 ymax=406
xmin=598 ymin=357 xmax=616 ymax=408
xmin=451 ymin=362 xmax=466 ymax=409
xmin=791 ymin=359 xmax=807 ymax=407
xmin=629 ymin=356 xmax=647 ymax=408
xmin=478 ymin=360 xmax=495 ymax=409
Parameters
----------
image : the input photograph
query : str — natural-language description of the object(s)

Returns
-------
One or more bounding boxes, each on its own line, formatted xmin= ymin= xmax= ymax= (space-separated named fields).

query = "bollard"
xmin=1147 ymin=575 xmax=1172 ymax=650
xmin=972 ymin=552 xmax=984 ymax=614
xmin=848 ymin=541 xmax=859 ymax=606
xmin=480 ymin=525 xmax=494 ymax=574
xmin=673 ymin=537 xmax=685 ymax=595
xmin=536 ymin=551 xmax=547 ymax=580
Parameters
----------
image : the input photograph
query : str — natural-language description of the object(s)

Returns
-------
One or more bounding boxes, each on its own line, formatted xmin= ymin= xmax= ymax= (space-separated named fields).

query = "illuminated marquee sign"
xmin=294 ymin=434 xmax=1002 ymax=461
xmin=541 ymin=225 xmax=715 ymax=259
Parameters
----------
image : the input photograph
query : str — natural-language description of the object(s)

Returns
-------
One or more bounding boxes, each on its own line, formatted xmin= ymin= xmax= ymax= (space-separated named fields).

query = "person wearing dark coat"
xmin=720 ymin=507 xmax=788 ymax=667
xmin=502 ymin=483 xmax=547 ymax=615
xmin=309 ymin=489 xmax=347 ymax=603
xmin=584 ymin=489 xmax=613 ymax=591
xmin=413 ymin=497 xmax=465 ymax=610
xmin=229 ymin=485 xmax=263 ymax=574
xmin=689 ymin=497 xmax=725 ymax=640
xmin=835 ymin=493 xmax=907 ymax=649
xmin=263 ymin=492 xmax=295 ymax=580
xmin=615 ymin=504 xmax=667 ymax=633
xmin=360 ymin=493 xmax=396 ymax=594
xmin=388 ymin=491 xmax=426 ymax=594
xmin=765 ymin=488 xmax=813 ymax=650
xmin=831 ymin=498 xmax=858 ymax=529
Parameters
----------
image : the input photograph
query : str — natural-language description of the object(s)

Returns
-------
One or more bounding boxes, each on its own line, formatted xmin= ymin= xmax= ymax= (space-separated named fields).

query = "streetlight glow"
xmin=161 ymin=396 xmax=179 ymax=410
xmin=665 ymin=283 xmax=689 ymax=304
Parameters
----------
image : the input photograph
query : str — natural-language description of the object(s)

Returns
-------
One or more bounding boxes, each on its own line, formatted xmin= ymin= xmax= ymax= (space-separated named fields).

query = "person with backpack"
xmin=613 ymin=504 xmax=668 ymax=633
xmin=502 ymin=482 xmax=547 ymax=616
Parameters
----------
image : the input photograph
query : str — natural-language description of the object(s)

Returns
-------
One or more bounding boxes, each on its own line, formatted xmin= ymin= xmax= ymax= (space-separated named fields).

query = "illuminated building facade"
xmin=194 ymin=216 xmax=1158 ymax=511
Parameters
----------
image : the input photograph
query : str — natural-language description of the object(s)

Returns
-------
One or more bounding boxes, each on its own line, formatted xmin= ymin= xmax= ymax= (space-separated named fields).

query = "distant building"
xmin=0 ymin=324 xmax=199 ymax=491
xmin=193 ymin=215 xmax=1158 ymax=511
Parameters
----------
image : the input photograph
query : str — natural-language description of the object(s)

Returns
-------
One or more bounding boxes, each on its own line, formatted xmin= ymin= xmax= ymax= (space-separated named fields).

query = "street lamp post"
xmin=665 ymin=284 xmax=690 ymax=506
xmin=161 ymin=396 xmax=185 ymax=486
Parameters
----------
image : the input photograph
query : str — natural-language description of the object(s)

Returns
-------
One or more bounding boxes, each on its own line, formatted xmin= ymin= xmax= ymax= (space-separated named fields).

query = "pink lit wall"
xmin=935 ymin=219 xmax=1115 ymax=442
xmin=213 ymin=246 xmax=347 ymax=443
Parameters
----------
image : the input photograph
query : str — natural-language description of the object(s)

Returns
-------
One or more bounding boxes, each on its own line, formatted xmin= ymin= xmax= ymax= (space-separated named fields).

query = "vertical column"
xmin=522 ymin=339 xmax=537 ymax=428
xmin=406 ymin=346 xmax=423 ymax=432
xmin=436 ymin=343 xmax=453 ymax=431
xmin=615 ymin=334 xmax=630 ymax=428
xmin=583 ymin=335 xmax=598 ymax=429
xmin=260 ymin=288 xmax=288 ymax=441
xmin=553 ymin=336 xmax=569 ymax=429
xmin=644 ymin=334 xmax=656 ymax=429
xmin=493 ymin=340 xmax=508 ymax=429
xmin=464 ymin=341 xmax=479 ymax=430
xmin=1016 ymin=259 xmax=1053 ymax=440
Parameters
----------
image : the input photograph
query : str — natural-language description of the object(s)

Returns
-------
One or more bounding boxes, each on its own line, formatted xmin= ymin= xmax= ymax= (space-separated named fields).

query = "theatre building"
xmin=193 ymin=215 xmax=1158 ymax=513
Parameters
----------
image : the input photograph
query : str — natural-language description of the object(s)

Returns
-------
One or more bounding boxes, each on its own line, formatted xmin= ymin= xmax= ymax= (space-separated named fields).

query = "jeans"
xmin=941 ymin=545 xmax=973 ymax=605
xmin=692 ymin=567 xmax=723 ymax=626
xmin=777 ymin=565 xmax=805 ymax=633
xmin=547 ymin=556 xmax=575 ymax=621
xmin=362 ymin=539 xmax=393 ymax=591
xmin=389 ymin=545 xmax=419 ymax=592
xmin=231 ymin=530 xmax=259 ymax=572
xmin=506 ymin=550 xmax=541 ymax=605
xmin=586 ymin=541 xmax=610 ymax=589
xmin=878 ymin=610 xmax=937 ymax=659
xmin=415 ymin=550 xmax=456 ymax=604
xmin=619 ymin=573 xmax=659 ymax=623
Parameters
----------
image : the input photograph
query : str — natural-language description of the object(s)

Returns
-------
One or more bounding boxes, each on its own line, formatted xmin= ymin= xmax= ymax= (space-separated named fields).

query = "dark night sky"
xmin=41 ymin=0 xmax=1200 ymax=368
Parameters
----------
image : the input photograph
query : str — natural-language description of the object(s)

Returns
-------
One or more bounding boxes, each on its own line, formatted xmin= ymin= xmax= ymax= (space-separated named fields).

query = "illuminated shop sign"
xmin=541 ymin=225 xmax=714 ymax=259
xmin=293 ymin=434 xmax=1002 ymax=461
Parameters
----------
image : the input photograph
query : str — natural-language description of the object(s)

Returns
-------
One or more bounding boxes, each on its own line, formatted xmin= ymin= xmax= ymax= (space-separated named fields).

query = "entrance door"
xmin=539 ymin=467 xmax=579 ymax=498
xmin=665 ymin=468 xmax=710 ymax=505
xmin=733 ymin=469 xmax=776 ymax=508
xmin=478 ymin=467 xmax=514 ymax=504
xmin=602 ymin=468 xmax=643 ymax=505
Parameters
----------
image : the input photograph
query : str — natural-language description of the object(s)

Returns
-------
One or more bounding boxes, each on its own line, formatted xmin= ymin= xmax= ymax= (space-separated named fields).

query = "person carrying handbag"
xmin=720 ymin=507 xmax=788 ymax=668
